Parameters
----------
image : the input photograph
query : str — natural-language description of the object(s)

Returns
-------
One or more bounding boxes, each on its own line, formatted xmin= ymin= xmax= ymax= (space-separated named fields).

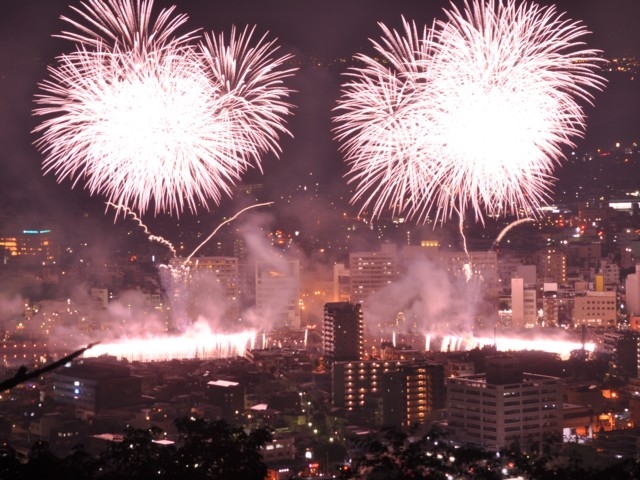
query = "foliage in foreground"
xmin=0 ymin=417 xmax=271 ymax=480
xmin=345 ymin=425 xmax=640 ymax=480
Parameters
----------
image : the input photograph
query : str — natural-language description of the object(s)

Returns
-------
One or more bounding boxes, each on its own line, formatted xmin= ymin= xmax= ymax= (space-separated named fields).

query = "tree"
xmin=98 ymin=425 xmax=175 ymax=479
xmin=174 ymin=416 xmax=272 ymax=480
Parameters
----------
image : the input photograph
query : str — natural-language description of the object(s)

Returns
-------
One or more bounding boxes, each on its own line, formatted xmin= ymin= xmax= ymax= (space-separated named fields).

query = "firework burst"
xmin=33 ymin=0 xmax=295 ymax=216
xmin=334 ymin=0 xmax=605 ymax=225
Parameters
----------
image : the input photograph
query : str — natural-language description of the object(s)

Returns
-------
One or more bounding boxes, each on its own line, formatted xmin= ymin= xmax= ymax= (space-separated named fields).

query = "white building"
xmin=511 ymin=278 xmax=537 ymax=328
xmin=447 ymin=356 xmax=563 ymax=452
xmin=332 ymin=262 xmax=350 ymax=302
xmin=600 ymin=258 xmax=620 ymax=286
xmin=573 ymin=291 xmax=617 ymax=328
xmin=349 ymin=244 xmax=398 ymax=305
xmin=625 ymin=264 xmax=640 ymax=316
xmin=256 ymin=259 xmax=300 ymax=329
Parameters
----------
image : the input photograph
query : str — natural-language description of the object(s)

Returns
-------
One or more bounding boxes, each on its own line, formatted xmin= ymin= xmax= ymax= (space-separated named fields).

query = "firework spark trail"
xmin=493 ymin=217 xmax=536 ymax=248
xmin=185 ymin=202 xmax=273 ymax=264
xmin=107 ymin=202 xmax=177 ymax=256
xmin=33 ymin=0 xmax=295 ymax=217
xmin=107 ymin=201 xmax=273 ymax=263
xmin=334 ymin=0 xmax=605 ymax=227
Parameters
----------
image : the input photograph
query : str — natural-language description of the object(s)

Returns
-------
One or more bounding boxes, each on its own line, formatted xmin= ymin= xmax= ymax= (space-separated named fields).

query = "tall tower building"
xmin=600 ymin=259 xmax=620 ymax=287
xmin=439 ymin=250 xmax=499 ymax=287
xmin=190 ymin=256 xmax=240 ymax=322
xmin=332 ymin=359 xmax=445 ymax=428
xmin=538 ymin=249 xmax=567 ymax=285
xmin=511 ymin=277 xmax=537 ymax=328
xmin=626 ymin=264 xmax=640 ymax=317
xmin=349 ymin=244 xmax=398 ymax=305
xmin=0 ymin=226 xmax=59 ymax=270
xmin=332 ymin=263 xmax=351 ymax=302
xmin=542 ymin=283 xmax=559 ymax=327
xmin=255 ymin=259 xmax=300 ymax=329
xmin=323 ymin=302 xmax=363 ymax=364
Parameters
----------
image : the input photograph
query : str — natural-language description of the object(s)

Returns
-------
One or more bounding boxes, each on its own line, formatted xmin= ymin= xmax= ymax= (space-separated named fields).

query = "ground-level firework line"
xmin=107 ymin=202 xmax=177 ymax=256
xmin=83 ymin=331 xmax=256 ymax=362
xmin=184 ymin=202 xmax=273 ymax=264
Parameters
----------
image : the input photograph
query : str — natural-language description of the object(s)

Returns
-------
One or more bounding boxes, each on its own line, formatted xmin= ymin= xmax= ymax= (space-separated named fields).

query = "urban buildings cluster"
xmin=2 ymin=141 xmax=640 ymax=476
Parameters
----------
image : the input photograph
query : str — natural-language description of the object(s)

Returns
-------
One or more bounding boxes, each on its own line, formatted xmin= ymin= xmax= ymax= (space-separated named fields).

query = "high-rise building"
xmin=439 ymin=250 xmax=499 ymax=289
xmin=332 ymin=359 xmax=445 ymax=428
xmin=206 ymin=379 xmax=245 ymax=421
xmin=168 ymin=256 xmax=240 ymax=324
xmin=332 ymin=263 xmax=350 ymax=302
xmin=542 ymin=283 xmax=559 ymax=327
xmin=323 ymin=302 xmax=363 ymax=364
xmin=51 ymin=362 xmax=142 ymax=416
xmin=349 ymin=244 xmax=398 ymax=305
xmin=447 ymin=356 xmax=563 ymax=452
xmin=511 ymin=277 xmax=537 ymax=328
xmin=256 ymin=259 xmax=300 ymax=329
xmin=625 ymin=264 xmax=640 ymax=316
xmin=0 ymin=227 xmax=59 ymax=266
xmin=538 ymin=249 xmax=567 ymax=285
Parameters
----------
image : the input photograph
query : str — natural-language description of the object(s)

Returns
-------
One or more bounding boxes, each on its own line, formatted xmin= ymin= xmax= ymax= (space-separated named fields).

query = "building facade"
xmin=323 ymin=302 xmax=364 ymax=364
xmin=447 ymin=356 xmax=563 ymax=452
xmin=573 ymin=291 xmax=617 ymax=328
xmin=332 ymin=359 xmax=445 ymax=428
xmin=349 ymin=244 xmax=398 ymax=305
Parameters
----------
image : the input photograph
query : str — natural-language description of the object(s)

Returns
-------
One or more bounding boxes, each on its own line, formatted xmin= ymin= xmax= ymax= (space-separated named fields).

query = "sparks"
xmin=437 ymin=333 xmax=595 ymax=361
xmin=84 ymin=325 xmax=257 ymax=362
xmin=333 ymin=0 xmax=605 ymax=226
xmin=33 ymin=0 xmax=295 ymax=216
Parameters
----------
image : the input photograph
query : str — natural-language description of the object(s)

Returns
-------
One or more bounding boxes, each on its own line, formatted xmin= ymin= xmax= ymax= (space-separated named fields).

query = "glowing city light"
xmin=33 ymin=0 xmax=295 ymax=216
xmin=333 ymin=0 xmax=605 ymax=225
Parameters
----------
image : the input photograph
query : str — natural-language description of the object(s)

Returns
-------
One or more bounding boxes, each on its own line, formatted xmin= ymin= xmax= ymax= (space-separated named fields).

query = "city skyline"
xmin=2 ymin=3 xmax=640 ymax=473
xmin=0 ymin=0 xmax=639 ymax=230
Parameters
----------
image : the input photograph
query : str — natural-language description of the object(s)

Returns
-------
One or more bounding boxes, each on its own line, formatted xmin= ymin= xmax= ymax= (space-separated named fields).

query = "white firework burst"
xmin=334 ymin=0 xmax=606 ymax=225
xmin=33 ymin=0 xmax=295 ymax=216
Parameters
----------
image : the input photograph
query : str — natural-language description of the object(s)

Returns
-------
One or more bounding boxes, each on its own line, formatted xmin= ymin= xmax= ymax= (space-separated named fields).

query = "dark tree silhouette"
xmin=98 ymin=425 xmax=176 ymax=479
xmin=174 ymin=416 xmax=272 ymax=480
xmin=0 ymin=417 xmax=271 ymax=480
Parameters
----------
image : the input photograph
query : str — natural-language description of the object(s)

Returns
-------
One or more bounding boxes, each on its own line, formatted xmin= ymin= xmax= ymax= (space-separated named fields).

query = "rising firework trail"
xmin=492 ymin=217 xmax=536 ymax=249
xmin=33 ymin=0 xmax=296 ymax=216
xmin=106 ymin=201 xmax=273 ymax=265
xmin=334 ymin=0 xmax=605 ymax=227
xmin=186 ymin=202 xmax=274 ymax=263
xmin=107 ymin=202 xmax=178 ymax=256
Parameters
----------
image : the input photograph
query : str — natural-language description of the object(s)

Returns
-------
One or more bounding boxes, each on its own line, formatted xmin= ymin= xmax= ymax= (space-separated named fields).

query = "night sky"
xmin=0 ymin=0 xmax=639 ymax=223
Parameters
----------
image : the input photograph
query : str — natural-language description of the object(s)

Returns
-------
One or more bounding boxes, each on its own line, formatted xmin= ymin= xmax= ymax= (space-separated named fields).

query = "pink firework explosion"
xmin=334 ymin=0 xmax=606 ymax=225
xmin=33 ymin=0 xmax=296 ymax=216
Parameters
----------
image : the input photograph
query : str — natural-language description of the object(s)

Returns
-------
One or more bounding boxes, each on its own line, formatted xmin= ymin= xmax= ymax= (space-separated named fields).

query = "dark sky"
xmin=0 ymin=0 xmax=639 ymax=222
